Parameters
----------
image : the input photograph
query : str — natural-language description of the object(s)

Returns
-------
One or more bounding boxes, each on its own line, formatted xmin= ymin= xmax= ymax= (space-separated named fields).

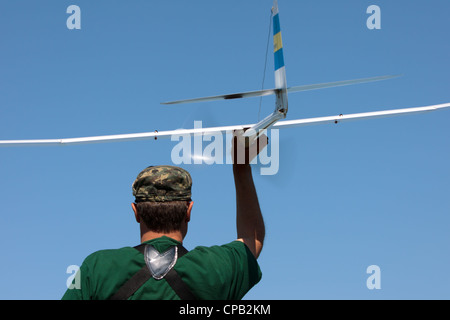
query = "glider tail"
xmin=241 ymin=1 xmax=289 ymax=141
xmin=272 ymin=0 xmax=288 ymax=115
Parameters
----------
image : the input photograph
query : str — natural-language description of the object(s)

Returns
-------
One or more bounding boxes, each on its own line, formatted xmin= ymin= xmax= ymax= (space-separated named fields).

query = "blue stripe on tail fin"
xmin=272 ymin=2 xmax=285 ymax=72
xmin=274 ymin=48 xmax=285 ymax=71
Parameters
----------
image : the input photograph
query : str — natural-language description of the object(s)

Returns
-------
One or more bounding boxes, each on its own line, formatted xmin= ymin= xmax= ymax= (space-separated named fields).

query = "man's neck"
xmin=140 ymin=230 xmax=184 ymax=243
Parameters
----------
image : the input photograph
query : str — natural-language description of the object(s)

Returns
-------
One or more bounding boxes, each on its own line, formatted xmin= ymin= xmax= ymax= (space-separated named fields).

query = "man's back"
xmin=62 ymin=236 xmax=261 ymax=300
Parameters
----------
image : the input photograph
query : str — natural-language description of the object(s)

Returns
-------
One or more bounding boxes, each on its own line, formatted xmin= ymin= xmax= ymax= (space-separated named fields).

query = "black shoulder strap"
xmin=109 ymin=244 xmax=196 ymax=300
xmin=164 ymin=265 xmax=196 ymax=300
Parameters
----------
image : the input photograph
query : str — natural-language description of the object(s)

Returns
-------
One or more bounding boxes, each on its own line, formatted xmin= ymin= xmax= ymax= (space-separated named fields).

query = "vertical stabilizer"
xmin=272 ymin=0 xmax=288 ymax=114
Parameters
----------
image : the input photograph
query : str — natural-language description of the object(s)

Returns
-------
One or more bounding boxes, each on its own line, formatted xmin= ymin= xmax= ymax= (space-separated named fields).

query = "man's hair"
xmin=135 ymin=201 xmax=189 ymax=233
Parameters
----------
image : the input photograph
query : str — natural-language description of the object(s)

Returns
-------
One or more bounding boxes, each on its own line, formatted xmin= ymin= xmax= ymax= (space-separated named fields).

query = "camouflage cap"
xmin=132 ymin=165 xmax=192 ymax=202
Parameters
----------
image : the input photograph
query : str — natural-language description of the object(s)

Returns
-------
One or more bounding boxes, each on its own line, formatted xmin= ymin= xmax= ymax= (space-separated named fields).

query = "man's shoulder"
xmin=192 ymin=240 xmax=245 ymax=251
xmin=82 ymin=245 xmax=140 ymax=266
xmin=183 ymin=240 xmax=258 ymax=269
xmin=190 ymin=240 xmax=253 ymax=256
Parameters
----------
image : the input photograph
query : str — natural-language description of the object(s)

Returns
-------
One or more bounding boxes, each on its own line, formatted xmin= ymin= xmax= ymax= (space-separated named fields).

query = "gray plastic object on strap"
xmin=144 ymin=245 xmax=178 ymax=280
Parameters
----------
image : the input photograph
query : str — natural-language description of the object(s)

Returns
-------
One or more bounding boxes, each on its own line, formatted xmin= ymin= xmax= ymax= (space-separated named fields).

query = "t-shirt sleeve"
xmin=61 ymin=260 xmax=92 ymax=300
xmin=181 ymin=240 xmax=262 ymax=300
xmin=220 ymin=240 xmax=263 ymax=300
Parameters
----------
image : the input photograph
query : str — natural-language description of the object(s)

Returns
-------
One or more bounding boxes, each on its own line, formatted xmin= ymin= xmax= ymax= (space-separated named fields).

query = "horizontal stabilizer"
xmin=287 ymin=75 xmax=401 ymax=93
xmin=161 ymin=88 xmax=277 ymax=105
xmin=162 ymin=75 xmax=399 ymax=106
xmin=1 ymin=103 xmax=448 ymax=147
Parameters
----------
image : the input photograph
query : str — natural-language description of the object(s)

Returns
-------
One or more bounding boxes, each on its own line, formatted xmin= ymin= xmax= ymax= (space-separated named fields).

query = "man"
xmin=62 ymin=133 xmax=266 ymax=300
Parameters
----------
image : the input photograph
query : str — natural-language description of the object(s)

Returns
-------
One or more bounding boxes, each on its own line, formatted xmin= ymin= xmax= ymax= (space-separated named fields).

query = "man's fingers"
xmin=256 ymin=133 xmax=269 ymax=150
xmin=247 ymin=134 xmax=268 ymax=163
xmin=232 ymin=132 xmax=269 ymax=165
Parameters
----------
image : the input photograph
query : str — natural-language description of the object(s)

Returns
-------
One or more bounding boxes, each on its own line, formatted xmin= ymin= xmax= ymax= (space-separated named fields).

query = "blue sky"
xmin=0 ymin=0 xmax=449 ymax=300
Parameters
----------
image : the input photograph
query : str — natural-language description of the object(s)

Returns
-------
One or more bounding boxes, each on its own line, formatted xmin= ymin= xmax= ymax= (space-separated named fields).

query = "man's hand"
xmin=231 ymin=129 xmax=269 ymax=165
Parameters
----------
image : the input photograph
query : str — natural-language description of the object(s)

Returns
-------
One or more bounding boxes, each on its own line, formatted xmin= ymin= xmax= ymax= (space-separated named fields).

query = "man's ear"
xmin=186 ymin=201 xmax=194 ymax=222
xmin=131 ymin=203 xmax=140 ymax=223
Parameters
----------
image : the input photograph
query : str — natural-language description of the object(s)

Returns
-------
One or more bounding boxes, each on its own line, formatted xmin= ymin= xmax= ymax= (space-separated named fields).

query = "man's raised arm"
xmin=232 ymin=132 xmax=267 ymax=259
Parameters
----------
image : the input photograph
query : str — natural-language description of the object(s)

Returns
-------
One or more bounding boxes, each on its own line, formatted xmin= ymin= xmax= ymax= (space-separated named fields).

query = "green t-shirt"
xmin=62 ymin=236 xmax=262 ymax=300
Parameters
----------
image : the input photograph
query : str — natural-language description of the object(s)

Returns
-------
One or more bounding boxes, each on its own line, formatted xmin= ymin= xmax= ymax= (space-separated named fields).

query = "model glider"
xmin=1 ymin=0 xmax=449 ymax=147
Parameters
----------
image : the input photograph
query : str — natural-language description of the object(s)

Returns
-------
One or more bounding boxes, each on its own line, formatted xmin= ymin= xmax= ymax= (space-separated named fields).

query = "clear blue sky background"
xmin=0 ymin=0 xmax=449 ymax=300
